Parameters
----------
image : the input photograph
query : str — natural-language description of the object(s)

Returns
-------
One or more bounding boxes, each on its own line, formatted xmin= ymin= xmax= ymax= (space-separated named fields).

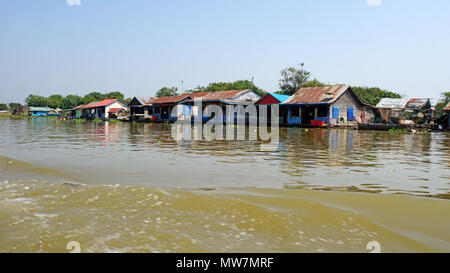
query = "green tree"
xmin=46 ymin=94 xmax=64 ymax=108
xmin=434 ymin=92 xmax=450 ymax=117
xmin=155 ymin=87 xmax=179 ymax=98
xmin=25 ymin=94 xmax=47 ymax=107
xmin=8 ymin=102 xmax=22 ymax=109
xmin=105 ymin=91 xmax=124 ymax=100
xmin=62 ymin=95 xmax=83 ymax=109
xmin=279 ymin=64 xmax=311 ymax=95
xmin=303 ymin=79 xmax=328 ymax=88
xmin=0 ymin=103 xmax=8 ymax=110
xmin=351 ymin=86 xmax=401 ymax=106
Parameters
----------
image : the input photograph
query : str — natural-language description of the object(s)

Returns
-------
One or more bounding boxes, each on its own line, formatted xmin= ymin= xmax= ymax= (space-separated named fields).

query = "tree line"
xmin=19 ymin=91 xmax=131 ymax=110
xmin=2 ymin=64 xmax=447 ymax=116
xmin=154 ymin=64 xmax=404 ymax=107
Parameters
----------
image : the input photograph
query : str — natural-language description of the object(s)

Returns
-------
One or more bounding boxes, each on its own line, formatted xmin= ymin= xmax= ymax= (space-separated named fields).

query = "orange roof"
xmin=151 ymin=92 xmax=210 ymax=104
xmin=82 ymin=99 xmax=121 ymax=109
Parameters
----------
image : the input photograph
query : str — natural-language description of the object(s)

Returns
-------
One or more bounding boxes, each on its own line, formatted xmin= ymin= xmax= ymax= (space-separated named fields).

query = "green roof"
xmin=29 ymin=107 xmax=52 ymax=112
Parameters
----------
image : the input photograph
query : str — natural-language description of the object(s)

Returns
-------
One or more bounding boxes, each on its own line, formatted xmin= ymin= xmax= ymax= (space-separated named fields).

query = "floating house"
xmin=0 ymin=110 xmax=10 ymax=116
xmin=128 ymin=96 xmax=155 ymax=121
xmin=281 ymin=85 xmax=374 ymax=126
xmin=70 ymin=105 xmax=85 ymax=119
xmin=445 ymin=102 xmax=450 ymax=128
xmin=108 ymin=108 xmax=129 ymax=120
xmin=28 ymin=107 xmax=53 ymax=117
xmin=404 ymin=98 xmax=433 ymax=124
xmin=81 ymin=99 xmax=128 ymax=120
xmin=151 ymin=92 xmax=210 ymax=122
xmin=181 ymin=90 xmax=261 ymax=122
xmin=375 ymin=98 xmax=408 ymax=123
xmin=256 ymin=93 xmax=291 ymax=105
xmin=256 ymin=93 xmax=291 ymax=124
xmin=47 ymin=108 xmax=63 ymax=117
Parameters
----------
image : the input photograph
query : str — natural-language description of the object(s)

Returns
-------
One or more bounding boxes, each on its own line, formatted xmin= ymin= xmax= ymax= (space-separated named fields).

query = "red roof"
xmin=406 ymin=98 xmax=430 ymax=109
xmin=81 ymin=101 xmax=100 ymax=109
xmin=108 ymin=108 xmax=123 ymax=113
xmin=72 ymin=104 xmax=85 ymax=110
xmin=82 ymin=99 xmax=120 ymax=109
xmin=151 ymin=92 xmax=210 ymax=104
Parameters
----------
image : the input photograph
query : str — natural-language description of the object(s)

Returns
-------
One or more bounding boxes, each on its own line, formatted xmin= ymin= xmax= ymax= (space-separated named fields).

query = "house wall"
xmin=129 ymin=105 xmax=153 ymax=121
xmin=329 ymin=91 xmax=374 ymax=125
xmin=30 ymin=111 xmax=48 ymax=117
xmin=257 ymin=94 xmax=280 ymax=105
xmin=287 ymin=107 xmax=302 ymax=125
xmin=105 ymin=101 xmax=127 ymax=119
xmin=232 ymin=91 xmax=261 ymax=103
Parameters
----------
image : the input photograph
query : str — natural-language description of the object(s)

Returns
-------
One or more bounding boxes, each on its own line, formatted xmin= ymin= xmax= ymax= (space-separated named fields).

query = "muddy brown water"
xmin=0 ymin=118 xmax=449 ymax=252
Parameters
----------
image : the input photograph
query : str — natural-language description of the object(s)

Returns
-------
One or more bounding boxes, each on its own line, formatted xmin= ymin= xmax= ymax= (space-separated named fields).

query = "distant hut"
xmin=375 ymin=98 xmax=408 ymax=123
xmin=0 ymin=110 xmax=10 ymax=116
xmin=181 ymin=90 xmax=261 ymax=123
xmin=404 ymin=98 xmax=433 ymax=124
xmin=81 ymin=99 xmax=127 ymax=120
xmin=28 ymin=107 xmax=52 ymax=117
xmin=127 ymin=96 xmax=155 ymax=122
xmin=256 ymin=93 xmax=291 ymax=124
xmin=151 ymin=92 xmax=210 ymax=122
xmin=281 ymin=85 xmax=374 ymax=126
xmin=47 ymin=108 xmax=63 ymax=117
xmin=71 ymin=105 xmax=85 ymax=119
xmin=445 ymin=102 xmax=450 ymax=128
xmin=256 ymin=93 xmax=291 ymax=105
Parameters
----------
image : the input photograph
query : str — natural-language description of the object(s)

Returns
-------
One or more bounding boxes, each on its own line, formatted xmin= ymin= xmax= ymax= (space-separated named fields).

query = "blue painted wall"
xmin=287 ymin=107 xmax=301 ymax=125
xmin=30 ymin=111 xmax=49 ymax=117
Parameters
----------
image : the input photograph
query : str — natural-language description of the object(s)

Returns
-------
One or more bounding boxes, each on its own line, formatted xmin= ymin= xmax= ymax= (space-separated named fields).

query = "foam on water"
xmin=0 ymin=179 xmax=449 ymax=253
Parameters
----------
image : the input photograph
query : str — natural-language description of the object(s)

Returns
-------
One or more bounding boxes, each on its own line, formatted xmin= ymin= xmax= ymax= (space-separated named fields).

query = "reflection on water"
xmin=0 ymin=119 xmax=448 ymax=198
xmin=0 ymin=119 xmax=449 ymax=253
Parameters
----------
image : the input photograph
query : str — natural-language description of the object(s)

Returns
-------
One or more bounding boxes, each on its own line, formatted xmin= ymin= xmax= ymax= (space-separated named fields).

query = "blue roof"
xmin=269 ymin=93 xmax=291 ymax=103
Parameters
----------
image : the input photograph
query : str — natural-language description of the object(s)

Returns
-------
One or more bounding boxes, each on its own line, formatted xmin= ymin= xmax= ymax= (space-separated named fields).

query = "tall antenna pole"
xmin=250 ymin=76 xmax=254 ymax=91
xmin=181 ymin=80 xmax=184 ymax=93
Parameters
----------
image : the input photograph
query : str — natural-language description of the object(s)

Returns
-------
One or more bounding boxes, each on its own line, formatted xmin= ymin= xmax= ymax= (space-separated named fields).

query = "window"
xmin=148 ymin=107 xmax=153 ymax=115
xmin=153 ymin=106 xmax=160 ymax=114
xmin=291 ymin=106 xmax=300 ymax=117
xmin=317 ymin=105 xmax=328 ymax=117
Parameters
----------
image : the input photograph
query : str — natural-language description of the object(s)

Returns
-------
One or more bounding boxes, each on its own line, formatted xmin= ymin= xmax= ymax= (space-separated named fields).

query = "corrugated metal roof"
xmin=376 ymin=98 xmax=408 ymax=109
xmin=199 ymin=90 xmax=251 ymax=101
xmin=269 ymin=93 xmax=291 ymax=103
xmin=151 ymin=92 xmax=210 ymax=104
xmin=134 ymin=96 xmax=155 ymax=106
xmin=444 ymin=102 xmax=450 ymax=111
xmin=81 ymin=101 xmax=101 ymax=109
xmin=82 ymin=99 xmax=122 ymax=108
xmin=29 ymin=107 xmax=52 ymax=112
xmin=283 ymin=85 xmax=350 ymax=104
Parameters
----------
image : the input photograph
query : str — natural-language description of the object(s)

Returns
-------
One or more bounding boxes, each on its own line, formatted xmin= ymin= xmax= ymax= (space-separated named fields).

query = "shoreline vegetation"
xmin=0 ymin=115 xmax=436 ymax=134
xmin=1 ymin=66 xmax=448 ymax=127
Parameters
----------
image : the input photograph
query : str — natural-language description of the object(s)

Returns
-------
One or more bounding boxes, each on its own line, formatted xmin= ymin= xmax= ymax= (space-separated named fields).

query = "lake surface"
xmin=0 ymin=118 xmax=449 ymax=252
